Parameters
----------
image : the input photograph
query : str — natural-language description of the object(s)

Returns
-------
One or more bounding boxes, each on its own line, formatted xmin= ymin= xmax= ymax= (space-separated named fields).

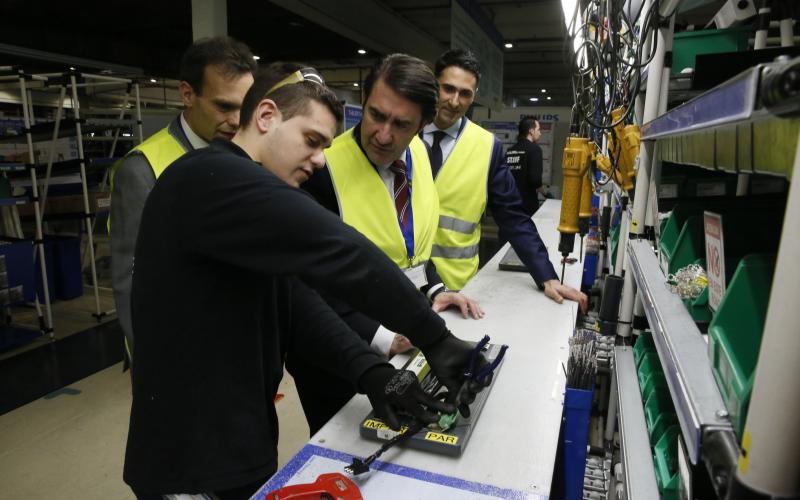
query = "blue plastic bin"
xmin=0 ymin=238 xmax=35 ymax=303
xmin=49 ymin=235 xmax=83 ymax=300
xmin=564 ymin=387 xmax=593 ymax=500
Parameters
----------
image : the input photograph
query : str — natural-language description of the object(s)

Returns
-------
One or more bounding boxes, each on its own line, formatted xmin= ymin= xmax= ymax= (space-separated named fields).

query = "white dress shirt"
xmin=180 ymin=113 xmax=210 ymax=150
xmin=421 ymin=117 xmax=463 ymax=166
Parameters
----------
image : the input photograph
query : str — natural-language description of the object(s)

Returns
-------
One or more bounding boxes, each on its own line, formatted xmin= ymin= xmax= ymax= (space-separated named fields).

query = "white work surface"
xmin=257 ymin=199 xmax=583 ymax=499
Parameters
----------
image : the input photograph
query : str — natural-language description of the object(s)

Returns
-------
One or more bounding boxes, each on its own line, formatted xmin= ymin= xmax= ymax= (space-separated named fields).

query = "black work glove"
xmin=360 ymin=365 xmax=455 ymax=431
xmin=420 ymin=330 xmax=492 ymax=418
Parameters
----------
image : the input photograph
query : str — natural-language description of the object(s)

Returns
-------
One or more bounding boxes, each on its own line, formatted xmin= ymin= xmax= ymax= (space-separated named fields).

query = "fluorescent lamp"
xmin=530 ymin=97 xmax=539 ymax=102
xmin=504 ymin=42 xmax=513 ymax=48
xmin=357 ymin=49 xmax=367 ymax=55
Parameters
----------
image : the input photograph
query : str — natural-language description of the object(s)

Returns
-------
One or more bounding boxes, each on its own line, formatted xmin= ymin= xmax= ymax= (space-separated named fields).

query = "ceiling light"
xmin=504 ymin=42 xmax=513 ymax=49
xmin=529 ymin=97 xmax=539 ymax=102
xmin=357 ymin=49 xmax=367 ymax=55
xmin=547 ymin=96 xmax=552 ymax=100
xmin=149 ymin=78 xmax=157 ymax=83
xmin=353 ymin=83 xmax=359 ymax=87
xmin=253 ymin=55 xmax=261 ymax=60
xmin=541 ymin=89 xmax=547 ymax=93
xmin=69 ymin=66 xmax=75 ymax=71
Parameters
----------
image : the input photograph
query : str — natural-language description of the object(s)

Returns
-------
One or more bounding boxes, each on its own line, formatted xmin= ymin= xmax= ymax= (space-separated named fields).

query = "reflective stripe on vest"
xmin=325 ymin=129 xmax=439 ymax=269
xmin=432 ymin=120 xmax=494 ymax=289
xmin=438 ymin=214 xmax=478 ymax=234
xmin=107 ymin=124 xmax=190 ymax=233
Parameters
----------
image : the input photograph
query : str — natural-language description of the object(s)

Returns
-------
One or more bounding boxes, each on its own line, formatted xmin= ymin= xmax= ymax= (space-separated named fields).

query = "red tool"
xmin=261 ymin=473 xmax=363 ymax=500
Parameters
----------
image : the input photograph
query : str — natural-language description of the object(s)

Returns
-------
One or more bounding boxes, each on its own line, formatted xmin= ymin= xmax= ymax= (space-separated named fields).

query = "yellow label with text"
xmin=363 ymin=419 xmax=408 ymax=433
xmin=739 ymin=431 xmax=751 ymax=474
xmin=424 ymin=431 xmax=459 ymax=445
xmin=631 ymin=218 xmax=639 ymax=230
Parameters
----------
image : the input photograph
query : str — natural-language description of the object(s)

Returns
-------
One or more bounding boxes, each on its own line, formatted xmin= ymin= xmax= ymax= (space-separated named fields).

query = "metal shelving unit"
xmin=611 ymin=22 xmax=799 ymax=497
xmin=627 ymin=238 xmax=733 ymax=464
xmin=0 ymin=66 xmax=143 ymax=332
xmin=614 ymin=346 xmax=661 ymax=498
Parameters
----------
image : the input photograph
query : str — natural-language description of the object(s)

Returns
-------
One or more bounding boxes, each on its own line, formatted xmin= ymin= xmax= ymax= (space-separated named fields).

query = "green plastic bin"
xmin=653 ymin=426 xmax=681 ymax=499
xmin=672 ymin=27 xmax=751 ymax=75
xmin=644 ymin=388 xmax=675 ymax=432
xmin=637 ymin=352 xmax=663 ymax=390
xmin=650 ymin=412 xmax=679 ymax=447
xmin=708 ymin=254 xmax=776 ymax=439
xmin=633 ymin=330 xmax=655 ymax=366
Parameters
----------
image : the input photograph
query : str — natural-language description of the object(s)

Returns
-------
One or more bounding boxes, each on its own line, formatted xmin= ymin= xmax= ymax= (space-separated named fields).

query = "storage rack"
xmin=0 ymin=66 xmax=142 ymax=334
xmin=0 ymin=66 xmax=54 ymax=336
xmin=596 ymin=1 xmax=799 ymax=497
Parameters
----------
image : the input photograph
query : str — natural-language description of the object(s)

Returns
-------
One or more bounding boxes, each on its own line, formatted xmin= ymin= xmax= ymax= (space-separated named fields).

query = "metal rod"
xmin=69 ymin=74 xmax=103 ymax=319
xmin=20 ymin=74 xmax=53 ymax=335
xmin=134 ymin=83 xmax=143 ymax=144
xmin=40 ymin=85 xmax=66 ymax=214
xmin=78 ymin=72 xmax=133 ymax=83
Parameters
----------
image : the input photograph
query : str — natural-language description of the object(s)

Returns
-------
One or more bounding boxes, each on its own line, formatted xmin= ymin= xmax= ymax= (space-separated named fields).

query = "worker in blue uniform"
xmin=421 ymin=48 xmax=588 ymax=311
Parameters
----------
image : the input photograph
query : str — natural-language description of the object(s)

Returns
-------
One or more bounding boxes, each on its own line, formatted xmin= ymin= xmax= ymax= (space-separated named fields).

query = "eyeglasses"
xmin=266 ymin=67 xmax=325 ymax=95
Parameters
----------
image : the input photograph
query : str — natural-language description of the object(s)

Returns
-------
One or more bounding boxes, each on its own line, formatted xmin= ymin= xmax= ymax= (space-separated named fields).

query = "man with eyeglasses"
xmin=123 ymin=63 xmax=490 ymax=500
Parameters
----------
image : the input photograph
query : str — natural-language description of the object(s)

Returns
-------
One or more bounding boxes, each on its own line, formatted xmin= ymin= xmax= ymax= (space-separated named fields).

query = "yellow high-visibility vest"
xmin=431 ymin=119 xmax=494 ymax=289
xmin=107 ymin=122 xmax=190 ymax=232
xmin=325 ymin=129 xmax=439 ymax=269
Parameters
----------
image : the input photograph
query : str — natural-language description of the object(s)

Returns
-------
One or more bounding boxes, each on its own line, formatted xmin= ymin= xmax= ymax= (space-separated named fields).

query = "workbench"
xmin=255 ymin=199 xmax=584 ymax=499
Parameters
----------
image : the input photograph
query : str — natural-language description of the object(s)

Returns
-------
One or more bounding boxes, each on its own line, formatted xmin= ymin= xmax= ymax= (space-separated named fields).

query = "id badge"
xmin=403 ymin=263 xmax=428 ymax=289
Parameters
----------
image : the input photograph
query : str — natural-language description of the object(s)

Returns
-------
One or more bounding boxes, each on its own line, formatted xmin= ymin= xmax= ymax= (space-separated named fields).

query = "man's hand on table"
xmin=432 ymin=291 xmax=485 ymax=319
xmin=543 ymin=279 xmax=589 ymax=313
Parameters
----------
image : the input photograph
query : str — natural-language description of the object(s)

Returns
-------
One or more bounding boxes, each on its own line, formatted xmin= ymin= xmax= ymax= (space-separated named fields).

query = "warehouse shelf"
xmin=1 ymin=67 xmax=141 ymax=332
xmin=0 ymin=117 xmax=137 ymax=144
xmin=615 ymin=346 xmax=661 ymax=499
xmin=627 ymin=238 xmax=734 ymax=464
xmin=1 ymin=158 xmax=119 ymax=180
xmin=0 ymin=162 xmax=27 ymax=172
xmin=641 ymin=57 xmax=800 ymax=178
xmin=0 ymin=196 xmax=29 ymax=206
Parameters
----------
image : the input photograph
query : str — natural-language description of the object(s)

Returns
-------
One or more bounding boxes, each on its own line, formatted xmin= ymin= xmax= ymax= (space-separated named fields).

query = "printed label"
xmin=424 ymin=431 xmax=458 ymax=445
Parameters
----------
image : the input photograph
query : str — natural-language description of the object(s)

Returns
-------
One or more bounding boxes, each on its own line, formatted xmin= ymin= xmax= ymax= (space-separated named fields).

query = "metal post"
xmin=19 ymin=73 xmax=53 ymax=335
xmin=40 ymin=85 xmax=65 ymax=214
xmin=69 ymin=73 xmax=103 ymax=319
xmin=728 ymin=132 xmax=800 ymax=499
xmin=134 ymin=82 xmax=143 ymax=144
xmin=617 ymin=14 xmax=674 ymax=337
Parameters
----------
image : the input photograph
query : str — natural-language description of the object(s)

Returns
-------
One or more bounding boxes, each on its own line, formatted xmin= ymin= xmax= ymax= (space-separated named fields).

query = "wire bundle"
xmin=564 ymin=0 xmax=664 ymax=133
xmin=567 ymin=329 xmax=598 ymax=390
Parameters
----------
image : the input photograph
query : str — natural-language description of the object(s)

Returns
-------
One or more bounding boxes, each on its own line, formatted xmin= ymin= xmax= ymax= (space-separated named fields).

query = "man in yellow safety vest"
xmin=109 ymin=37 xmax=256 ymax=362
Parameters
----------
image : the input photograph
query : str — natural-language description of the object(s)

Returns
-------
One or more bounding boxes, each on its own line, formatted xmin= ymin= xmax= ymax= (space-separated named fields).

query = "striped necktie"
xmin=389 ymin=159 xmax=410 ymax=229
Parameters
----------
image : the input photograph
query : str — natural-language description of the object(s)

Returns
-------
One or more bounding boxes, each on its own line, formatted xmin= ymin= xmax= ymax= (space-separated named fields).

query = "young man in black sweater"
xmin=123 ymin=66 xmax=489 ymax=499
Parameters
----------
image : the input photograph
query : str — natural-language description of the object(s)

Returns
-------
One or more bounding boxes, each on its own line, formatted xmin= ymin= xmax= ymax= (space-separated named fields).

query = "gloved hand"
xmin=420 ymin=330 xmax=492 ymax=418
xmin=359 ymin=365 xmax=455 ymax=430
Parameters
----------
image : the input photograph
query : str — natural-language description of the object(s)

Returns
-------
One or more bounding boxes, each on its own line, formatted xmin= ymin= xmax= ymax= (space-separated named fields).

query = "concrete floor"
xmin=0 ymin=361 xmax=311 ymax=499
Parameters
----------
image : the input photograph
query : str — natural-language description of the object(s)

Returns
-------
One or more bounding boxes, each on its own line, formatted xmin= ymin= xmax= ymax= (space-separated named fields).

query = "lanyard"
xmin=400 ymin=149 xmax=415 ymax=264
